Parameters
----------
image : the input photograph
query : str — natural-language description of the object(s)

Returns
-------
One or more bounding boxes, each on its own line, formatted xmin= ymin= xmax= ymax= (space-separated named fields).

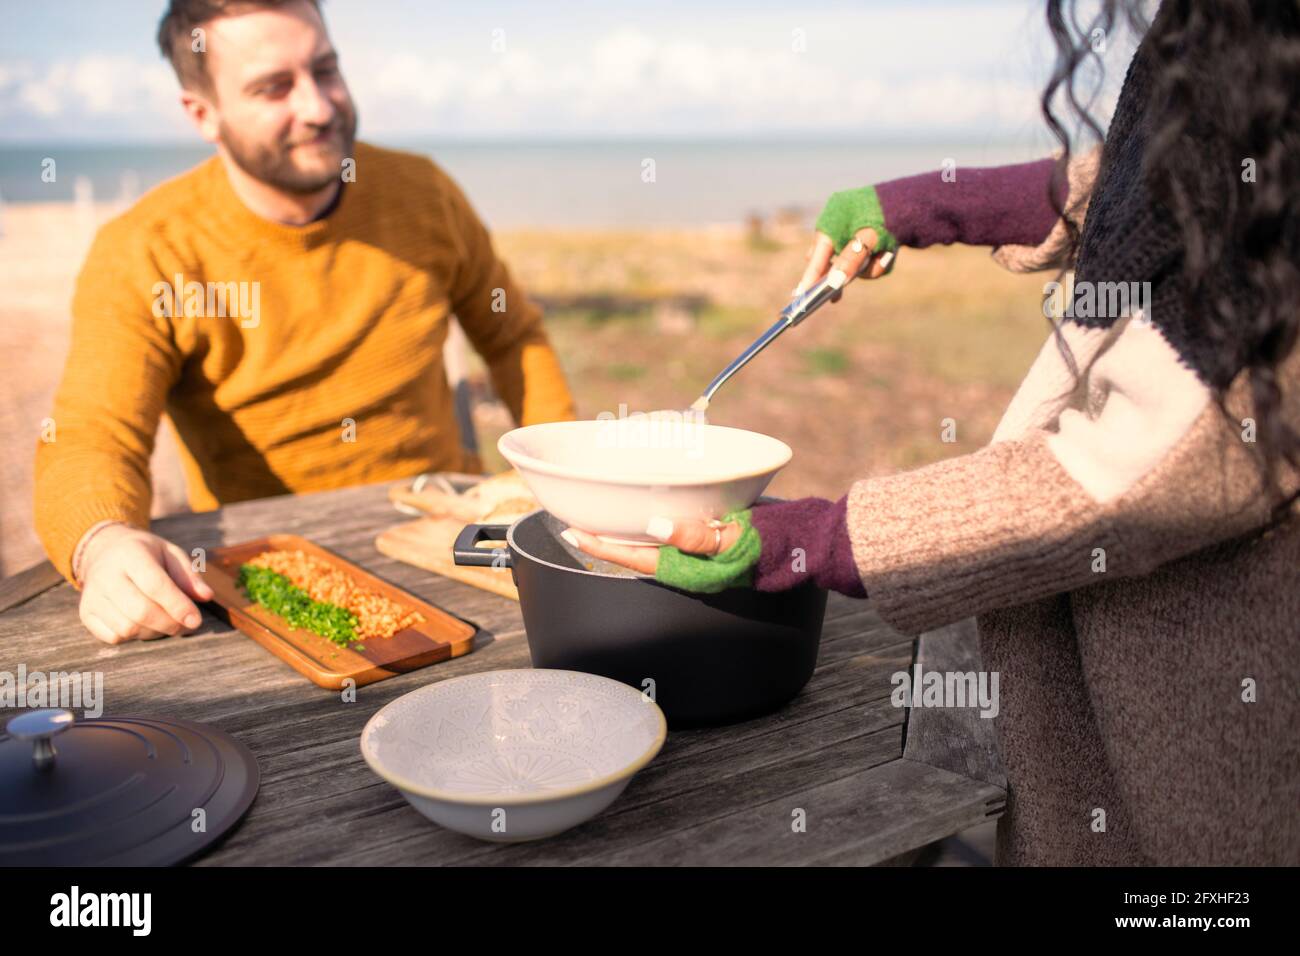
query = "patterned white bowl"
xmin=360 ymin=669 xmax=667 ymax=842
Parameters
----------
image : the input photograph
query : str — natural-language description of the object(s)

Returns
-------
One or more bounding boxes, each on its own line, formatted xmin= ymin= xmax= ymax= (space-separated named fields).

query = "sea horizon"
xmin=0 ymin=135 xmax=1053 ymax=228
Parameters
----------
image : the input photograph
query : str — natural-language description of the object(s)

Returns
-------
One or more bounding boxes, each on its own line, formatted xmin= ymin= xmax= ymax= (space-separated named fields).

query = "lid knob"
xmin=5 ymin=708 xmax=75 ymax=771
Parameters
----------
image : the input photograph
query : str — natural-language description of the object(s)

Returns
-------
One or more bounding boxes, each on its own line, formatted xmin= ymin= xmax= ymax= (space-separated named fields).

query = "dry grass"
xmin=482 ymin=226 xmax=1053 ymax=497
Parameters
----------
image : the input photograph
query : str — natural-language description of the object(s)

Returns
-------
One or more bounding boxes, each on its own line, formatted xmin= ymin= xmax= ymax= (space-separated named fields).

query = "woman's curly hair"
xmin=1042 ymin=0 xmax=1300 ymax=482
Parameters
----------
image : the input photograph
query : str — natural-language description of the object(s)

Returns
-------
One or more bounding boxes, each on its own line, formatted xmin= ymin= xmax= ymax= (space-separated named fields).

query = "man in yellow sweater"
xmin=34 ymin=0 xmax=576 ymax=644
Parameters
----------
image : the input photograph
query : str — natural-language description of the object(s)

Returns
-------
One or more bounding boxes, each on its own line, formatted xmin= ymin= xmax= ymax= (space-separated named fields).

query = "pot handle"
xmin=452 ymin=523 xmax=513 ymax=569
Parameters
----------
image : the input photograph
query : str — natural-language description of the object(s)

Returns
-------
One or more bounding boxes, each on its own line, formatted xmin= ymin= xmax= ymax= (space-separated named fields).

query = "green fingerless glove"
xmin=814 ymin=185 xmax=900 ymax=256
xmin=654 ymin=509 xmax=762 ymax=594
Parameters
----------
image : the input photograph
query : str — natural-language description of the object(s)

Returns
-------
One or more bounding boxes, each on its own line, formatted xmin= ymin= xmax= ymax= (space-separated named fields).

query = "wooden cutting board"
xmin=374 ymin=517 xmax=519 ymax=601
xmin=205 ymin=534 xmax=478 ymax=689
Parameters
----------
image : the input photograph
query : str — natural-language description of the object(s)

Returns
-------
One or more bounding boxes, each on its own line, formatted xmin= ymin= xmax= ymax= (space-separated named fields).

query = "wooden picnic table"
xmin=0 ymin=479 xmax=1006 ymax=866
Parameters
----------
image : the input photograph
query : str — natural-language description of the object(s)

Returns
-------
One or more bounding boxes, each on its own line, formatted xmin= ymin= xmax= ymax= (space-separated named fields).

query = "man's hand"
xmin=77 ymin=524 xmax=214 ymax=645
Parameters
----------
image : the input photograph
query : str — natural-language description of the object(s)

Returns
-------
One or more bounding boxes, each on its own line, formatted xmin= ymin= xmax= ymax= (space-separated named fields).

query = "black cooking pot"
xmin=453 ymin=508 xmax=827 ymax=728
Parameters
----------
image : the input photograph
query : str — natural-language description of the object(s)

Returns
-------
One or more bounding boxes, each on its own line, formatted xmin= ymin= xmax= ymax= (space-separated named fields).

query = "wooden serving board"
xmin=204 ymin=534 xmax=477 ymax=689
xmin=374 ymin=517 xmax=519 ymax=602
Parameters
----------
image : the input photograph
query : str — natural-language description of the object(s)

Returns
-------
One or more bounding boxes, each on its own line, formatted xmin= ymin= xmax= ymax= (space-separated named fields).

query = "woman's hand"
xmin=795 ymin=226 xmax=893 ymax=298
xmin=560 ymin=517 xmax=744 ymax=576
xmin=795 ymin=185 xmax=901 ymax=298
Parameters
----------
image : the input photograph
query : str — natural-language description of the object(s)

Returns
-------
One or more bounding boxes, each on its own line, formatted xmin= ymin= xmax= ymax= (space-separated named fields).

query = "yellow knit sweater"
xmin=34 ymin=141 xmax=576 ymax=583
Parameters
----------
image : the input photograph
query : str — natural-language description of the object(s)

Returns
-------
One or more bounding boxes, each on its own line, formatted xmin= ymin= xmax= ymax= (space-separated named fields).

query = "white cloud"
xmin=0 ymin=3 xmax=1137 ymax=140
xmin=341 ymin=23 xmax=1050 ymax=138
xmin=0 ymin=55 xmax=177 ymax=128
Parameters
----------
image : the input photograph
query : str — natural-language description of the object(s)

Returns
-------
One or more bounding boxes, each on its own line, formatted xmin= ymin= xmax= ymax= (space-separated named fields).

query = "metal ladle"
xmin=685 ymin=250 xmax=895 ymax=417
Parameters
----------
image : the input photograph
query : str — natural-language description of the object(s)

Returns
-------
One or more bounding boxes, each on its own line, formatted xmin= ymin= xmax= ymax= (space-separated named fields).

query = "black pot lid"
xmin=0 ymin=709 xmax=259 ymax=866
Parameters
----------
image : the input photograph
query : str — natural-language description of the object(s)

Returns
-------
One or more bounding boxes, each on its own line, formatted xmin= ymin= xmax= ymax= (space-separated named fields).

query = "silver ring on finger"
xmin=706 ymin=518 xmax=725 ymax=555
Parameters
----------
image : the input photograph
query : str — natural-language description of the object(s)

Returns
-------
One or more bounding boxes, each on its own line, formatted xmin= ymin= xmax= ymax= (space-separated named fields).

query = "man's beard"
xmin=219 ymin=106 xmax=357 ymax=195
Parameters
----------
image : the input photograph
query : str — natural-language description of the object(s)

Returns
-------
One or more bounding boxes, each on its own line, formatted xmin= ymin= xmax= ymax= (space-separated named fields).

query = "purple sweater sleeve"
xmin=749 ymin=496 xmax=866 ymax=598
xmin=876 ymin=157 xmax=1065 ymax=250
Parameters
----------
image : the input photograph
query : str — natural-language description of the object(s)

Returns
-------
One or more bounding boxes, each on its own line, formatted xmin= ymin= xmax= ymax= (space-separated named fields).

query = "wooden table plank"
xmin=457 ymin=712 xmax=904 ymax=867
xmin=645 ymin=639 xmax=912 ymax=772
xmin=0 ymin=559 xmax=62 ymax=614
xmin=902 ymin=617 xmax=1006 ymax=789
xmin=588 ymin=759 xmax=1005 ymax=867
xmin=192 ymin=642 xmax=913 ymax=866
xmin=0 ymin=478 xmax=1005 ymax=866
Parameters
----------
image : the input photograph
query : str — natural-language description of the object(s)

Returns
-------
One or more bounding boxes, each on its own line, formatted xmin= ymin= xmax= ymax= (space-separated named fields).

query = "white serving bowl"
xmin=497 ymin=419 xmax=792 ymax=544
xmin=360 ymin=669 xmax=667 ymax=842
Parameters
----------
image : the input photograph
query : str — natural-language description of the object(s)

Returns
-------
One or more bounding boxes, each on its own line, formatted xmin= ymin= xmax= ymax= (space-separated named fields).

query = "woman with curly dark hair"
xmin=565 ymin=0 xmax=1300 ymax=865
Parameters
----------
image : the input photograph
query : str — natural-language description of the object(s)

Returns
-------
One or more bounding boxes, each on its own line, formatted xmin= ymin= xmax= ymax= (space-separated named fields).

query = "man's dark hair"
xmin=156 ymin=0 xmax=322 ymax=93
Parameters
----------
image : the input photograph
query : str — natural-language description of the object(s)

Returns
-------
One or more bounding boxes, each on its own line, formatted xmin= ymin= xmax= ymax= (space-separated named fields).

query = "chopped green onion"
xmin=238 ymin=563 xmax=360 ymax=647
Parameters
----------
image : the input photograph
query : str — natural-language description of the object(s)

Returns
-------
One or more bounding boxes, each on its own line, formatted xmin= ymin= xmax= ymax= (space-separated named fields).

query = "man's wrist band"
xmin=72 ymin=520 xmax=126 ymax=587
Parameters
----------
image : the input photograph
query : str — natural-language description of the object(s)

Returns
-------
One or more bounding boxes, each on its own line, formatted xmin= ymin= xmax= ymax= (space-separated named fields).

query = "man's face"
xmin=198 ymin=1 xmax=356 ymax=194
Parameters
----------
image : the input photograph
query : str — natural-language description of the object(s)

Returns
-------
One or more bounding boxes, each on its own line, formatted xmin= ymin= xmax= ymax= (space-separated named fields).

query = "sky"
xmin=0 ymin=0 xmax=1143 ymax=144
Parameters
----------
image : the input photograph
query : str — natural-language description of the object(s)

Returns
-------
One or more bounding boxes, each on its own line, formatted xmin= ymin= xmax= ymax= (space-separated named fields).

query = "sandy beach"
xmin=0 ymin=199 xmax=1053 ymax=576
